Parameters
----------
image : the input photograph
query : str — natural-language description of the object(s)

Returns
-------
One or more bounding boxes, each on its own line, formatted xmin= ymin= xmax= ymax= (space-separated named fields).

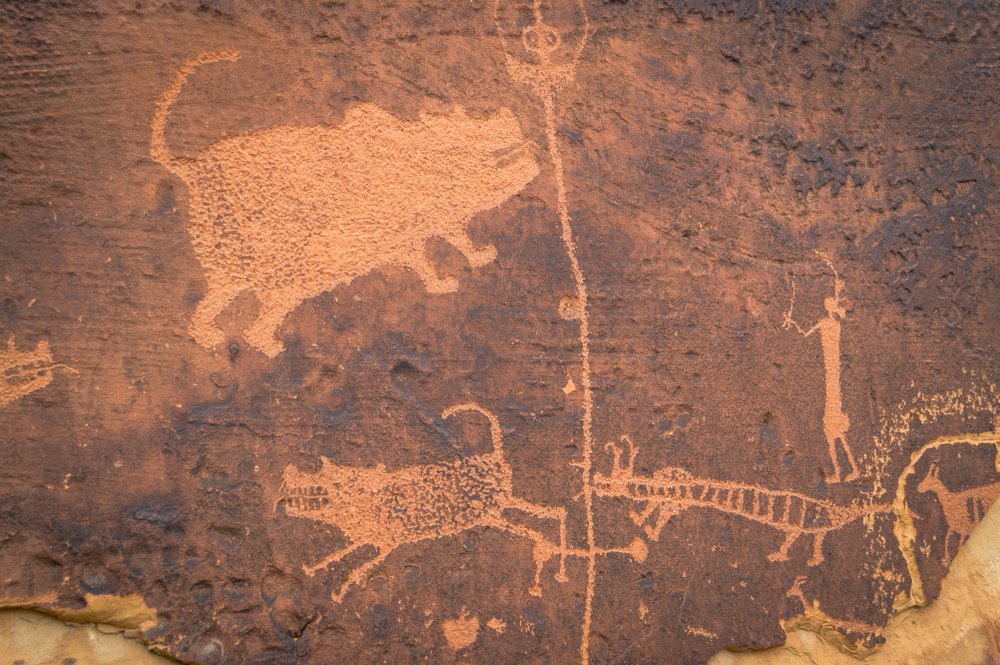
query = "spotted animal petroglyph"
xmin=151 ymin=52 xmax=540 ymax=357
xmin=784 ymin=257 xmax=859 ymax=483
xmin=1 ymin=335 xmax=73 ymax=408
xmin=594 ymin=437 xmax=890 ymax=566
xmin=277 ymin=404 xmax=569 ymax=602
xmin=917 ymin=462 xmax=1000 ymax=566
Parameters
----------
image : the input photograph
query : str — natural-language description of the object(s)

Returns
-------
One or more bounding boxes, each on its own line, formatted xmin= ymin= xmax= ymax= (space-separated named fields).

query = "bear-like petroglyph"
xmin=152 ymin=52 xmax=540 ymax=357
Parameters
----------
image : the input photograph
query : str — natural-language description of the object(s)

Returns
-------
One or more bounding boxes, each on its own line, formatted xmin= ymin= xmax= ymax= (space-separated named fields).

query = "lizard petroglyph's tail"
xmin=594 ymin=437 xmax=892 ymax=566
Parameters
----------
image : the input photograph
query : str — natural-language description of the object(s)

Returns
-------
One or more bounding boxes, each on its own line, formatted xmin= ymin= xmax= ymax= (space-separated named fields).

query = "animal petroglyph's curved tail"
xmin=150 ymin=50 xmax=240 ymax=172
xmin=443 ymin=403 xmax=503 ymax=455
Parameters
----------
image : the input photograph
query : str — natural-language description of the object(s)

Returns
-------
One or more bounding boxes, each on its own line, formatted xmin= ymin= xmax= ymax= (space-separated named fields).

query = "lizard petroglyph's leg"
xmin=332 ymin=549 xmax=391 ymax=603
xmin=410 ymin=251 xmax=459 ymax=294
xmin=767 ymin=530 xmax=799 ymax=562
xmin=505 ymin=497 xmax=570 ymax=582
xmin=303 ymin=541 xmax=367 ymax=578
xmin=245 ymin=294 xmax=300 ymax=358
xmin=808 ymin=530 xmax=828 ymax=566
xmin=645 ymin=505 xmax=674 ymax=542
xmin=630 ymin=502 xmax=657 ymax=528
xmin=190 ymin=284 xmax=240 ymax=350
xmin=445 ymin=232 xmax=498 ymax=268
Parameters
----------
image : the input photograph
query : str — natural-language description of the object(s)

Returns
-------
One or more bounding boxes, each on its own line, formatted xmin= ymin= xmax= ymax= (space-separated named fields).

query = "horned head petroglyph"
xmin=152 ymin=53 xmax=540 ymax=357
xmin=496 ymin=0 xmax=590 ymax=96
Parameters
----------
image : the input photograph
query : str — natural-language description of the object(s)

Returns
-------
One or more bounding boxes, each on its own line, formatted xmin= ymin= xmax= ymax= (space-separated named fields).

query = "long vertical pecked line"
xmin=497 ymin=1 xmax=595 ymax=660
xmin=541 ymin=90 xmax=596 ymax=665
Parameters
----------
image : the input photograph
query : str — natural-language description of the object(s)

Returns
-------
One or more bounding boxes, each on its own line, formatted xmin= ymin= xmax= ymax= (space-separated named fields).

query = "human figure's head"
xmin=825 ymin=296 xmax=846 ymax=319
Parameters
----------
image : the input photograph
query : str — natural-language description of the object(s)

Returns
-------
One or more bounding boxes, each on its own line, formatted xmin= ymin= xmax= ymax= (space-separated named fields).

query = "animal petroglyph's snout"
xmin=494 ymin=140 xmax=539 ymax=170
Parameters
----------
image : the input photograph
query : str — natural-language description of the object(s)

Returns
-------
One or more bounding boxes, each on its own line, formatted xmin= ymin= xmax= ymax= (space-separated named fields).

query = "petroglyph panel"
xmin=4 ymin=0 xmax=1000 ymax=663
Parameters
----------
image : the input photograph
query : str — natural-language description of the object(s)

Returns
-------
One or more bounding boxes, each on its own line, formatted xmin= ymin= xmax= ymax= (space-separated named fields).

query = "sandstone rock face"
xmin=2 ymin=1 xmax=1000 ymax=663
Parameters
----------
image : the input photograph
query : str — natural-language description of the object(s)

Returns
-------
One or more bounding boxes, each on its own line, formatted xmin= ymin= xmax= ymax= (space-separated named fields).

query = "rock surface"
xmin=2 ymin=0 xmax=1000 ymax=663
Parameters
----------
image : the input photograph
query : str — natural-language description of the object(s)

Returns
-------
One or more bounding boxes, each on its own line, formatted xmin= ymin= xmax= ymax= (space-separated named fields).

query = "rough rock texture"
xmin=1 ymin=607 xmax=173 ymax=665
xmin=2 ymin=0 xmax=1000 ymax=663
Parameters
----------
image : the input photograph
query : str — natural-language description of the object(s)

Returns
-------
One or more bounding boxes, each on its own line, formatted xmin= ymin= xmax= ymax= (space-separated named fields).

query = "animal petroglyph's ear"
xmin=918 ymin=463 xmax=938 ymax=490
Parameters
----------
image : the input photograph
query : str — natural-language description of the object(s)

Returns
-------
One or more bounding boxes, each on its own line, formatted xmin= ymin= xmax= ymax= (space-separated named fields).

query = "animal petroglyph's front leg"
xmin=408 ymin=251 xmax=459 ymax=294
xmin=505 ymin=497 xmax=570 ymax=582
xmin=445 ymin=233 xmax=498 ymax=268
xmin=303 ymin=541 xmax=366 ymax=578
xmin=190 ymin=285 xmax=240 ymax=351
xmin=332 ymin=549 xmax=391 ymax=604
xmin=245 ymin=295 xmax=299 ymax=358
xmin=645 ymin=504 xmax=677 ymax=542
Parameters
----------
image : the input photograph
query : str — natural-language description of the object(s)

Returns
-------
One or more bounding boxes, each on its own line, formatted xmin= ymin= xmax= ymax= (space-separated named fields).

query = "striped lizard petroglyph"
xmin=594 ymin=437 xmax=891 ymax=566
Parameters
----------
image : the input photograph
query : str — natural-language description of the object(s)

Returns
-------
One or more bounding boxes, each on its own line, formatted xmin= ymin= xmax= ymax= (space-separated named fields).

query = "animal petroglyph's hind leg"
xmin=505 ymin=497 xmax=570 ymax=582
xmin=332 ymin=549 xmax=391 ymax=603
xmin=808 ymin=530 xmax=827 ymax=566
xmin=245 ymin=294 xmax=298 ymax=358
xmin=445 ymin=232 xmax=498 ymax=268
xmin=942 ymin=530 xmax=958 ymax=567
xmin=491 ymin=520 xmax=561 ymax=597
xmin=303 ymin=541 xmax=366 ymax=578
xmin=190 ymin=284 xmax=240 ymax=351
xmin=408 ymin=251 xmax=459 ymax=294
xmin=767 ymin=530 xmax=800 ymax=563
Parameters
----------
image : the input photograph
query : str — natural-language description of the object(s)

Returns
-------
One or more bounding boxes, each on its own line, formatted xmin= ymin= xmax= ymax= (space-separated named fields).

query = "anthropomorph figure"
xmin=785 ymin=258 xmax=859 ymax=483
